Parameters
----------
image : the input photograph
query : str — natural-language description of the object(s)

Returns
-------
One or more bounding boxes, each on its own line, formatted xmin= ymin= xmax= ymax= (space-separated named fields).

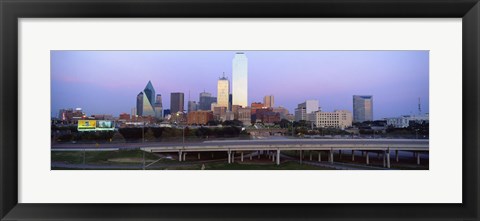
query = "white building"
xmin=210 ymin=102 xmax=218 ymax=111
xmin=294 ymin=100 xmax=319 ymax=121
xmin=314 ymin=110 xmax=353 ymax=129
xmin=232 ymin=52 xmax=248 ymax=107
xmin=385 ymin=114 xmax=429 ymax=128
xmin=217 ymin=74 xmax=230 ymax=110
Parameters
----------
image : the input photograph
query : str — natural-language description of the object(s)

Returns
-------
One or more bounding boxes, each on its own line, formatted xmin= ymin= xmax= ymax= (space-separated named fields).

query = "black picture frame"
xmin=1 ymin=0 xmax=479 ymax=220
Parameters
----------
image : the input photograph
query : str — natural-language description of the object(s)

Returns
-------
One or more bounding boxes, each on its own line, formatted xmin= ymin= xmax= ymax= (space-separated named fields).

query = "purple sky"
xmin=51 ymin=50 xmax=429 ymax=119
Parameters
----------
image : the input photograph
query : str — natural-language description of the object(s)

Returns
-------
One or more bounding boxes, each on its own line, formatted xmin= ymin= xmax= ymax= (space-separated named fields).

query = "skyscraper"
xmin=143 ymin=81 xmax=156 ymax=104
xmin=353 ymin=95 xmax=373 ymax=123
xmin=263 ymin=95 xmax=274 ymax=108
xmin=154 ymin=94 xmax=163 ymax=119
xmin=199 ymin=91 xmax=217 ymax=110
xmin=232 ymin=52 xmax=248 ymax=107
xmin=217 ymin=73 xmax=230 ymax=110
xmin=188 ymin=101 xmax=198 ymax=113
xmin=136 ymin=92 xmax=143 ymax=116
xmin=136 ymin=81 xmax=156 ymax=117
xmin=155 ymin=94 xmax=163 ymax=107
xmin=170 ymin=92 xmax=185 ymax=114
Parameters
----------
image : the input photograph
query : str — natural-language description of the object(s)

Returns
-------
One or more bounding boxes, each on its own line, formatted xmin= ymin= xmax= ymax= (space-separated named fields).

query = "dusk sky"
xmin=51 ymin=50 xmax=429 ymax=119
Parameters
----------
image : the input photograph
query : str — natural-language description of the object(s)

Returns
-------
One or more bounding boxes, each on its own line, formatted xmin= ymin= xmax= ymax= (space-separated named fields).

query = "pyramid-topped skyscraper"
xmin=136 ymin=81 xmax=157 ymax=117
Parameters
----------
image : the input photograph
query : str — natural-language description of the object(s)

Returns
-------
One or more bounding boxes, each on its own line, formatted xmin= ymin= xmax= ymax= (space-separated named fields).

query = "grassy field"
xmin=52 ymin=149 xmax=428 ymax=170
xmin=201 ymin=161 xmax=330 ymax=170
xmin=52 ymin=150 xmax=160 ymax=165
xmin=52 ymin=150 xmax=332 ymax=170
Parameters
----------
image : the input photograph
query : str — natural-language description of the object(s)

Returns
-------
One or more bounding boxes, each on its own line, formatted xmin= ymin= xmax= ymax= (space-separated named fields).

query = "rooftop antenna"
xmin=418 ymin=97 xmax=421 ymax=116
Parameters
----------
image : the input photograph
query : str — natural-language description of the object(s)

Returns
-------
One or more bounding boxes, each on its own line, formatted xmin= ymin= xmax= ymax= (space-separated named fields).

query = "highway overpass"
xmin=139 ymin=139 xmax=428 ymax=168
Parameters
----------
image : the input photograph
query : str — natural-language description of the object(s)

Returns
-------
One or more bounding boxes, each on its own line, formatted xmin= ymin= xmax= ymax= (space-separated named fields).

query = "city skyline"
xmin=51 ymin=50 xmax=429 ymax=119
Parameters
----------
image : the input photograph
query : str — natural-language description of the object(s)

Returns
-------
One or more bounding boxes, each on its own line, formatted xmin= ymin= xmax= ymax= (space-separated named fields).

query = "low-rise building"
xmin=314 ymin=110 xmax=353 ymax=129
xmin=213 ymin=106 xmax=227 ymax=121
xmin=385 ymin=114 xmax=429 ymax=128
xmin=237 ymin=107 xmax=252 ymax=126
xmin=257 ymin=111 xmax=281 ymax=124
xmin=187 ymin=111 xmax=213 ymax=125
xmin=294 ymin=100 xmax=319 ymax=122
xmin=119 ymin=113 xmax=131 ymax=121
xmin=272 ymin=106 xmax=289 ymax=119
xmin=251 ymin=102 xmax=264 ymax=115
xmin=92 ymin=114 xmax=114 ymax=120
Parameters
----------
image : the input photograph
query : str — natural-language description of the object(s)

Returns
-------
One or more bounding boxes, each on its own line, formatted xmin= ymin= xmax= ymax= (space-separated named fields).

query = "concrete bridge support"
xmin=417 ymin=152 xmax=421 ymax=165
xmin=241 ymin=152 xmax=244 ymax=162
xmin=395 ymin=150 xmax=399 ymax=162
xmin=198 ymin=153 xmax=201 ymax=160
xmin=351 ymin=150 xmax=355 ymax=161
xmin=386 ymin=149 xmax=391 ymax=168
xmin=329 ymin=149 xmax=334 ymax=163
xmin=366 ymin=151 xmax=369 ymax=165
xmin=276 ymin=149 xmax=280 ymax=165
xmin=383 ymin=152 xmax=386 ymax=168
xmin=178 ymin=150 xmax=182 ymax=162
xmin=318 ymin=152 xmax=322 ymax=162
xmin=228 ymin=150 xmax=231 ymax=164
xmin=309 ymin=152 xmax=313 ymax=161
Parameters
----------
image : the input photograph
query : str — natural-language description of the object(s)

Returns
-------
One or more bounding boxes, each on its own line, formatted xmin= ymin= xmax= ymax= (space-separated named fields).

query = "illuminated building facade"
xmin=232 ymin=52 xmax=248 ymax=107
xmin=217 ymin=74 xmax=230 ymax=110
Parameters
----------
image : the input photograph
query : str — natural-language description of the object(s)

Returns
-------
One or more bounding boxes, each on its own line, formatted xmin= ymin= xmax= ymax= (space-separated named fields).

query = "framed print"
xmin=1 ymin=0 xmax=479 ymax=220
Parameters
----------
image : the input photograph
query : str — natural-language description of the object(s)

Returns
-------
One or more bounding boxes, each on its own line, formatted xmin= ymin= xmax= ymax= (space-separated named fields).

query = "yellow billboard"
xmin=78 ymin=120 xmax=97 ymax=131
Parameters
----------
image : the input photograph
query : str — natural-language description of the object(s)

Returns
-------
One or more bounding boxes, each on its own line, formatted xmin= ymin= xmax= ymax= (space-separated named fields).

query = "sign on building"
xmin=78 ymin=120 xmax=115 ymax=131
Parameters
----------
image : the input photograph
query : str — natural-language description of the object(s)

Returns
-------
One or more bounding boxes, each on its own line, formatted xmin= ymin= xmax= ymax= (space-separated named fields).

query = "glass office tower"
xmin=170 ymin=92 xmax=185 ymax=114
xmin=136 ymin=81 xmax=157 ymax=117
xmin=353 ymin=95 xmax=373 ymax=123
xmin=232 ymin=52 xmax=248 ymax=107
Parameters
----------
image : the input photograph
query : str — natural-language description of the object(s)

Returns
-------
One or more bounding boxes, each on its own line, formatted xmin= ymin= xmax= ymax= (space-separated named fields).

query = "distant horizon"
xmin=51 ymin=50 xmax=429 ymax=119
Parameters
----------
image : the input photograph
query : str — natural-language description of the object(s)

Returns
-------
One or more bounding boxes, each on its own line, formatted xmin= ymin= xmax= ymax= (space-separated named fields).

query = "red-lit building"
xmin=187 ymin=111 xmax=214 ymax=125
xmin=250 ymin=102 xmax=265 ymax=115
xmin=119 ymin=113 xmax=131 ymax=120
xmin=256 ymin=108 xmax=280 ymax=124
